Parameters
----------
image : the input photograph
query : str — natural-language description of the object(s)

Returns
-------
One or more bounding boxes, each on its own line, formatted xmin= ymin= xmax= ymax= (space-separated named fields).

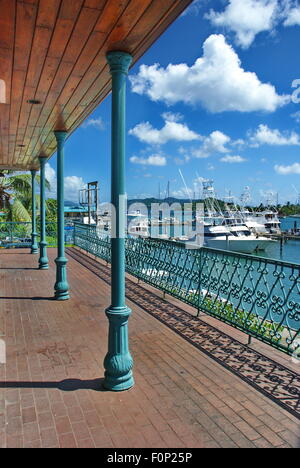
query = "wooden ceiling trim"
xmin=10 ymin=0 xmax=39 ymax=166
xmin=65 ymin=0 xmax=193 ymax=137
xmin=13 ymin=0 xmax=62 ymax=167
xmin=18 ymin=0 xmax=87 ymax=165
xmin=0 ymin=0 xmax=194 ymax=169
xmin=27 ymin=0 xmax=135 ymax=163
xmin=31 ymin=0 xmax=189 ymax=164
xmin=0 ymin=0 xmax=16 ymax=165
xmin=21 ymin=0 xmax=125 ymax=165
xmin=29 ymin=0 xmax=161 ymax=162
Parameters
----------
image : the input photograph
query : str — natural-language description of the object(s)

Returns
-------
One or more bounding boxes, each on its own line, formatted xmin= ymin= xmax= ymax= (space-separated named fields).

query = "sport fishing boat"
xmin=204 ymin=222 xmax=276 ymax=254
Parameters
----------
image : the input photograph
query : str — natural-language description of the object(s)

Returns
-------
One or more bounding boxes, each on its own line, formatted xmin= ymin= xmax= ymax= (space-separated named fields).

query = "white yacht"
xmin=204 ymin=223 xmax=276 ymax=254
xmin=243 ymin=210 xmax=281 ymax=235
xmin=127 ymin=210 xmax=150 ymax=237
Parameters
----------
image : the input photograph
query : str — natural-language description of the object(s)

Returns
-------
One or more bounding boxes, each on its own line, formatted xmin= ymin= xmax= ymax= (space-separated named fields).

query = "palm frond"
xmin=36 ymin=175 xmax=51 ymax=192
xmin=11 ymin=199 xmax=31 ymax=222
xmin=8 ymin=174 xmax=32 ymax=197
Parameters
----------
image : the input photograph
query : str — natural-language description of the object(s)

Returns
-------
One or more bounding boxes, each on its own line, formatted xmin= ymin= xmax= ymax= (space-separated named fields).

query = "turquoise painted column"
xmin=38 ymin=156 xmax=49 ymax=269
xmin=103 ymin=51 xmax=134 ymax=391
xmin=54 ymin=131 xmax=69 ymax=300
xmin=30 ymin=169 xmax=38 ymax=254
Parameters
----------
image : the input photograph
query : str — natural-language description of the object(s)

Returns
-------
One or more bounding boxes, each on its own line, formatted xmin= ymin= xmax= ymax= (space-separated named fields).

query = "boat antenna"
xmin=179 ymin=169 xmax=192 ymax=202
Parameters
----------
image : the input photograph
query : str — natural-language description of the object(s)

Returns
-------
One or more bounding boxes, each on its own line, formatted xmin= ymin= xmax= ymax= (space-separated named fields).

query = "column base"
xmin=54 ymin=256 xmax=69 ymax=300
xmin=54 ymin=291 xmax=70 ymax=301
xmin=103 ymin=306 xmax=134 ymax=392
xmin=103 ymin=370 xmax=134 ymax=392
xmin=31 ymin=233 xmax=38 ymax=254
xmin=39 ymin=241 xmax=48 ymax=269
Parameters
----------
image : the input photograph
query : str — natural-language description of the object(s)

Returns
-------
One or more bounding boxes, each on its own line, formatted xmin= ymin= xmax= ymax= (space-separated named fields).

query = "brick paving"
xmin=0 ymin=248 xmax=299 ymax=448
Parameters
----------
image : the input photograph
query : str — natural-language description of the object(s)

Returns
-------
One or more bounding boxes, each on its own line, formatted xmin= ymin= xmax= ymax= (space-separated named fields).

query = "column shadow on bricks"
xmin=0 ymin=378 xmax=106 ymax=392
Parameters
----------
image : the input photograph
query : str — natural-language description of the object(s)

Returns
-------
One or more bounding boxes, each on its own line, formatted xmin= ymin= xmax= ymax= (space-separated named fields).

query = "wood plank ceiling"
xmin=0 ymin=0 xmax=192 ymax=170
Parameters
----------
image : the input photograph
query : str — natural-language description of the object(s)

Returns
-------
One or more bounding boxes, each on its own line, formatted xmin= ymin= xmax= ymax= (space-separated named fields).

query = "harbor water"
xmin=252 ymin=217 xmax=300 ymax=264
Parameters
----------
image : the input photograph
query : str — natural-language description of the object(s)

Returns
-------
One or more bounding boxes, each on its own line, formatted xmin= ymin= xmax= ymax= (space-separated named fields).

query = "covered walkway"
xmin=0 ymin=248 xmax=299 ymax=448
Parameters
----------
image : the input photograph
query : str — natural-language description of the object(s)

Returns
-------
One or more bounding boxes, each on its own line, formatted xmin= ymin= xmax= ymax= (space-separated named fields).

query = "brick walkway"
xmin=0 ymin=248 xmax=299 ymax=448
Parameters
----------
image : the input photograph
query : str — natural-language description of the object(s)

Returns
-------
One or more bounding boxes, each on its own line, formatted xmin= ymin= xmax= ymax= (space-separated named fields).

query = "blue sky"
xmin=47 ymin=0 xmax=300 ymax=205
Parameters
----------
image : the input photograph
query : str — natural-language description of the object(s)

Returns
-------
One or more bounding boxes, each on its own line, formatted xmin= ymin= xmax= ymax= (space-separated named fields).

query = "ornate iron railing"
xmin=0 ymin=222 xmax=74 ymax=247
xmin=73 ymin=222 xmax=300 ymax=356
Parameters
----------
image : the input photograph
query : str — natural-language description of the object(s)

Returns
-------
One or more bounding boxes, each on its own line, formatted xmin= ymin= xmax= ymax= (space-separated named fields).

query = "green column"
xmin=30 ymin=169 xmax=38 ymax=254
xmin=103 ymin=51 xmax=134 ymax=392
xmin=54 ymin=131 xmax=69 ymax=300
xmin=38 ymin=156 xmax=48 ymax=270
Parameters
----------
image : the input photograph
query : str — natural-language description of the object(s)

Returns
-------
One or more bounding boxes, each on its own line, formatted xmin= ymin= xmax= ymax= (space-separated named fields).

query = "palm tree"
xmin=0 ymin=170 xmax=50 ymax=222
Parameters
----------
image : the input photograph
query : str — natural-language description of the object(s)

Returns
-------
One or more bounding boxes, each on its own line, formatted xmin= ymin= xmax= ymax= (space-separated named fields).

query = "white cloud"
xmin=45 ymin=163 xmax=57 ymax=197
xmin=130 ymin=34 xmax=288 ymax=113
xmin=64 ymin=176 xmax=85 ymax=202
xmin=275 ymin=162 xmax=300 ymax=174
xmin=283 ymin=4 xmax=300 ymax=25
xmin=220 ymin=155 xmax=247 ymax=163
xmin=171 ymin=187 xmax=193 ymax=199
xmin=205 ymin=0 xmax=279 ymax=48
xmin=130 ymin=154 xmax=167 ymax=166
xmin=45 ymin=163 xmax=85 ymax=202
xmin=82 ymin=117 xmax=104 ymax=130
xmin=192 ymin=130 xmax=231 ymax=158
xmin=181 ymin=0 xmax=205 ymax=16
xmin=249 ymin=124 xmax=300 ymax=146
xmin=129 ymin=113 xmax=200 ymax=145
xmin=291 ymin=110 xmax=300 ymax=122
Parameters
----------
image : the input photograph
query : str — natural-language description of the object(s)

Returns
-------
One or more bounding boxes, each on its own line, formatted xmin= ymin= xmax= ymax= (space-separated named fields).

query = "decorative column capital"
xmin=54 ymin=130 xmax=67 ymax=145
xmin=30 ymin=169 xmax=37 ymax=176
xmin=106 ymin=51 xmax=132 ymax=75
xmin=39 ymin=156 xmax=47 ymax=166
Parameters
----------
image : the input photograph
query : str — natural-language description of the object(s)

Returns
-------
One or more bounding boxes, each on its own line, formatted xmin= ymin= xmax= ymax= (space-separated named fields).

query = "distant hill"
xmin=64 ymin=200 xmax=80 ymax=207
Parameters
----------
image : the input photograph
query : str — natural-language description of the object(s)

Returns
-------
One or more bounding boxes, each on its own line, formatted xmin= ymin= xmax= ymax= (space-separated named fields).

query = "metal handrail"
xmin=73 ymin=222 xmax=300 ymax=356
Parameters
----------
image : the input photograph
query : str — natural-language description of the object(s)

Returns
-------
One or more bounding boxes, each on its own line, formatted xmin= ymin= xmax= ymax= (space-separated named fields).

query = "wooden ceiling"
xmin=0 ymin=0 xmax=192 ymax=170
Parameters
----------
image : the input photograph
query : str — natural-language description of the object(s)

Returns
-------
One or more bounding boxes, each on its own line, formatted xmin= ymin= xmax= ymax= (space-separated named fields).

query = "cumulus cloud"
xmin=191 ymin=131 xmax=231 ymax=158
xmin=45 ymin=163 xmax=57 ymax=197
xmin=64 ymin=176 xmax=86 ymax=202
xmin=45 ymin=163 xmax=85 ymax=202
xmin=249 ymin=124 xmax=300 ymax=146
xmin=128 ymin=113 xmax=200 ymax=145
xmin=82 ymin=117 xmax=104 ymax=130
xmin=130 ymin=34 xmax=288 ymax=113
xmin=220 ymin=155 xmax=247 ymax=163
xmin=205 ymin=0 xmax=279 ymax=48
xmin=283 ymin=4 xmax=300 ymax=25
xmin=130 ymin=154 xmax=167 ymax=166
xmin=275 ymin=162 xmax=300 ymax=174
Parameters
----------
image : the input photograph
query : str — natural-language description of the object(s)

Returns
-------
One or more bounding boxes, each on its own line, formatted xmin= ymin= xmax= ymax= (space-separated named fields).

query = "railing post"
xmin=54 ymin=130 xmax=69 ymax=300
xmin=103 ymin=50 xmax=134 ymax=392
xmin=30 ymin=169 xmax=38 ymax=254
xmin=38 ymin=156 xmax=49 ymax=269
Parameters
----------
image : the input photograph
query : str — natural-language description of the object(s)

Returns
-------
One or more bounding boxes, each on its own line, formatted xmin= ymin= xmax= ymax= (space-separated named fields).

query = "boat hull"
xmin=205 ymin=238 xmax=275 ymax=254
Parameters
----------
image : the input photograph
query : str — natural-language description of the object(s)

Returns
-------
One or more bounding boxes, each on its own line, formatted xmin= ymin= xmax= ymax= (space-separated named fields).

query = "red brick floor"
xmin=0 ymin=248 xmax=299 ymax=448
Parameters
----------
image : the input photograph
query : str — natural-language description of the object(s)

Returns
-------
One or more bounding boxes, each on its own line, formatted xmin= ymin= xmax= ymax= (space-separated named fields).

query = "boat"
xmin=203 ymin=222 xmax=276 ymax=254
xmin=127 ymin=210 xmax=150 ymax=237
